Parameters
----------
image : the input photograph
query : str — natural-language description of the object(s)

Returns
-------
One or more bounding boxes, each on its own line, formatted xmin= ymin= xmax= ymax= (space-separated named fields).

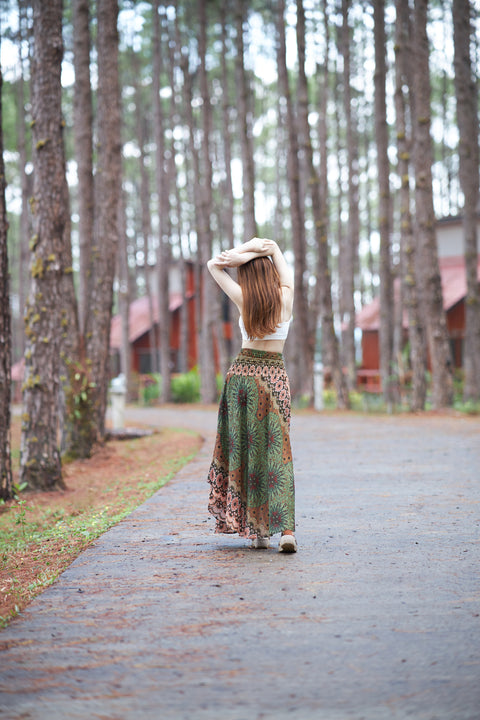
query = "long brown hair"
xmin=237 ymin=256 xmax=282 ymax=339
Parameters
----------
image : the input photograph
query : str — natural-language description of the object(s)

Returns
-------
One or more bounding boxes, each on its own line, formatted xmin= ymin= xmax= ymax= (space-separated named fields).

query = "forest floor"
xmin=0 ymin=414 xmax=202 ymax=627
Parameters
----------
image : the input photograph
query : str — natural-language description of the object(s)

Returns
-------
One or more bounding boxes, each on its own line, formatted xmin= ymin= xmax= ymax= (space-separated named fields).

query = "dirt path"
xmin=1 ymin=408 xmax=479 ymax=719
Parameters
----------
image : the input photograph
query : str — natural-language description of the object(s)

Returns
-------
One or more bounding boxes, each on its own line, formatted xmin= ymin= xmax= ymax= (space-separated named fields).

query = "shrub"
xmin=454 ymin=398 xmax=480 ymax=415
xmin=323 ymin=388 xmax=337 ymax=409
xmin=171 ymin=368 xmax=201 ymax=403
xmin=140 ymin=373 xmax=162 ymax=405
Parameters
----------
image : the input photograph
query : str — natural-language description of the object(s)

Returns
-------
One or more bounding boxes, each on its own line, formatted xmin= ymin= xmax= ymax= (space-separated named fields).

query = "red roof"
xmin=110 ymin=293 xmax=185 ymax=349
xmin=356 ymin=255 xmax=480 ymax=331
xmin=11 ymin=294 xmax=192 ymax=382
xmin=439 ymin=255 xmax=478 ymax=310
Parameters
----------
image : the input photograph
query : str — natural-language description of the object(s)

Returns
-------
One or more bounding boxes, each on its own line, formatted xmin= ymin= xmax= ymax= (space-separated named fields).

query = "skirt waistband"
xmin=237 ymin=348 xmax=284 ymax=361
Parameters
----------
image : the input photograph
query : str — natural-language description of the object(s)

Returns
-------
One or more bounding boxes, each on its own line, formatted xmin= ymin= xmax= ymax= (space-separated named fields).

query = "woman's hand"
xmin=209 ymin=238 xmax=277 ymax=269
xmin=211 ymin=250 xmax=244 ymax=268
xmin=247 ymin=237 xmax=276 ymax=255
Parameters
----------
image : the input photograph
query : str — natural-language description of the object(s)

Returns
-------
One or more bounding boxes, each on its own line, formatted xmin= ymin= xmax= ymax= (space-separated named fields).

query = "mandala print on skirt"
xmin=208 ymin=348 xmax=295 ymax=539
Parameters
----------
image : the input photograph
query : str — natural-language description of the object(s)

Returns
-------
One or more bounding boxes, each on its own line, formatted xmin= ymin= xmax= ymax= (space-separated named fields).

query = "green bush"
xmin=454 ymin=398 xmax=480 ymax=415
xmin=171 ymin=368 xmax=201 ymax=403
xmin=355 ymin=392 xmax=387 ymax=413
xmin=452 ymin=371 xmax=480 ymax=415
xmin=141 ymin=373 xmax=162 ymax=405
xmin=322 ymin=388 xmax=337 ymax=409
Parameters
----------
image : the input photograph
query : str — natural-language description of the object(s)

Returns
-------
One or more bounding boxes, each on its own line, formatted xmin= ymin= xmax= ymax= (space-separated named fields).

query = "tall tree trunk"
xmin=153 ymin=2 xmax=171 ymax=401
xmin=394 ymin=0 xmax=427 ymax=411
xmin=117 ymin=190 xmax=131 ymax=392
xmin=58 ymin=165 xmax=82 ymax=456
xmin=168 ymin=16 xmax=188 ymax=374
xmin=333 ymin=55 xmax=344 ymax=329
xmin=179 ymin=35 xmax=205 ymax=381
xmin=297 ymin=0 xmax=349 ymax=409
xmin=86 ymin=0 xmax=121 ymax=437
xmin=220 ymin=5 xmax=235 ymax=256
xmin=440 ymin=0 xmax=453 ymax=217
xmin=133 ymin=49 xmax=157 ymax=377
xmin=453 ymin=0 xmax=480 ymax=401
xmin=373 ymin=0 xmax=395 ymax=407
xmin=362 ymin=129 xmax=376 ymax=302
xmin=220 ymin=3 xmax=237 ymax=369
xmin=339 ymin=0 xmax=358 ymax=392
xmin=20 ymin=0 xmax=67 ymax=490
xmin=273 ymin=120 xmax=286 ymax=248
xmin=276 ymin=0 xmax=310 ymax=401
xmin=198 ymin=0 xmax=217 ymax=403
xmin=411 ymin=0 xmax=453 ymax=408
xmin=235 ymin=2 xmax=257 ymax=242
xmin=0 ymin=59 xmax=13 ymax=501
xmin=17 ymin=0 xmax=30 ymax=360
xmin=57 ymin=0 xmax=96 ymax=459
xmin=72 ymin=0 xmax=94 ymax=338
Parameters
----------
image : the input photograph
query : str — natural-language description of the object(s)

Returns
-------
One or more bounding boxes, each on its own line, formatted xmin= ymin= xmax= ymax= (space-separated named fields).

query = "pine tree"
xmin=85 ymin=0 xmax=122 ymax=438
xmin=0 ymin=58 xmax=13 ymax=500
xmin=20 ymin=0 xmax=68 ymax=489
xmin=411 ymin=0 xmax=453 ymax=408
xmin=453 ymin=0 xmax=480 ymax=402
xmin=373 ymin=0 xmax=395 ymax=406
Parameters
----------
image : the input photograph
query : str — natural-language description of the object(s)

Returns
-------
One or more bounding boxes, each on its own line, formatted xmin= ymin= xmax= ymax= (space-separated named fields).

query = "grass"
xmin=319 ymin=387 xmax=480 ymax=415
xmin=0 ymin=418 xmax=202 ymax=628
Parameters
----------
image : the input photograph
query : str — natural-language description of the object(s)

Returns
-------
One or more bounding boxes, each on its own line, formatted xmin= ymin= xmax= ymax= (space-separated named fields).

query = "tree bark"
xmin=86 ymin=0 xmax=121 ymax=437
xmin=168 ymin=15 xmax=189 ymax=374
xmin=17 ymin=0 xmax=31 ymax=360
xmin=220 ymin=5 xmax=235 ymax=257
xmin=117 ymin=190 xmax=131 ymax=393
xmin=235 ymin=2 xmax=257 ymax=242
xmin=153 ymin=2 xmax=172 ymax=401
xmin=54 ymin=0 xmax=95 ymax=459
xmin=297 ymin=0 xmax=349 ymax=409
xmin=452 ymin=0 xmax=480 ymax=401
xmin=72 ymin=0 xmax=94 ymax=338
xmin=394 ymin=0 xmax=427 ymax=411
xmin=373 ymin=0 xmax=395 ymax=407
xmin=179 ymin=36 xmax=205 ymax=380
xmin=0 ymin=59 xmax=13 ymax=501
xmin=219 ymin=3 xmax=237 ymax=369
xmin=333 ymin=54 xmax=344 ymax=329
xmin=58 ymin=161 xmax=82 ymax=456
xmin=339 ymin=0 xmax=359 ymax=392
xmin=133 ymin=48 xmax=157 ymax=378
xmin=197 ymin=0 xmax=217 ymax=403
xmin=276 ymin=0 xmax=310 ymax=401
xmin=20 ymin=0 xmax=67 ymax=490
xmin=411 ymin=0 xmax=453 ymax=408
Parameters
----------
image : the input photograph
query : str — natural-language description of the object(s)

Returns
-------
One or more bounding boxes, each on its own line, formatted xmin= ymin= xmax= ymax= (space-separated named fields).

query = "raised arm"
xmin=207 ymin=255 xmax=243 ymax=309
xmin=207 ymin=238 xmax=270 ymax=308
xmin=207 ymin=237 xmax=293 ymax=311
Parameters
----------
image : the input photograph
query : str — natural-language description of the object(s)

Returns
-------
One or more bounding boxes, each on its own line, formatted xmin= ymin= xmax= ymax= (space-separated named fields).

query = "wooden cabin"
xmin=109 ymin=261 xmax=234 ymax=377
xmin=356 ymin=215 xmax=480 ymax=391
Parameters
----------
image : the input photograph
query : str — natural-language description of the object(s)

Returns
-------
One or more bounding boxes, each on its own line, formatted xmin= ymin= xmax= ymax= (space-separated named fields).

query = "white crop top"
xmin=239 ymin=315 xmax=291 ymax=342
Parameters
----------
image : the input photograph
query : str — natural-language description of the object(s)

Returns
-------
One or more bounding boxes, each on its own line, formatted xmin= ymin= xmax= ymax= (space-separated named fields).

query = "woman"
xmin=207 ymin=237 xmax=297 ymax=553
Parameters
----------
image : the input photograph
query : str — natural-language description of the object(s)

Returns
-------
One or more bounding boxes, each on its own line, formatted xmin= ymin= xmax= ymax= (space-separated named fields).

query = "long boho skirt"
xmin=208 ymin=348 xmax=295 ymax=540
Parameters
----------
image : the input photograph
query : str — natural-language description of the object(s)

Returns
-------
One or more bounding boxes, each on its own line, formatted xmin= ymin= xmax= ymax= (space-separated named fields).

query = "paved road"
xmin=1 ymin=407 xmax=479 ymax=720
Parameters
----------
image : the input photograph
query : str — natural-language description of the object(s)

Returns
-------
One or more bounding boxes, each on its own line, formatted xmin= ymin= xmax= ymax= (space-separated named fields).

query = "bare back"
xmin=240 ymin=286 xmax=293 ymax=352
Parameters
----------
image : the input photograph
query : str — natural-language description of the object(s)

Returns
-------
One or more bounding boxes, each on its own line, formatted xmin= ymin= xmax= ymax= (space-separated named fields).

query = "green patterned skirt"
xmin=208 ymin=348 xmax=295 ymax=539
